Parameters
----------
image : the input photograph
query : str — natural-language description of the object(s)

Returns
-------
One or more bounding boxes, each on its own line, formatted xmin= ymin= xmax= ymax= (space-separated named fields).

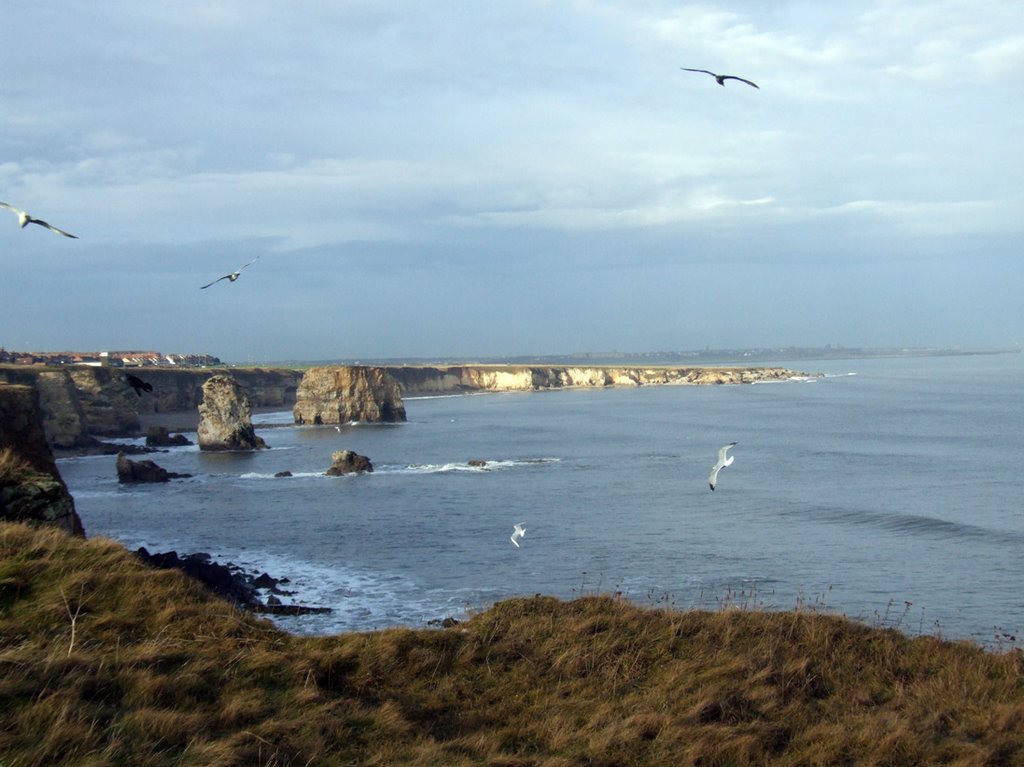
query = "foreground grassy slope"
xmin=1 ymin=523 xmax=1022 ymax=766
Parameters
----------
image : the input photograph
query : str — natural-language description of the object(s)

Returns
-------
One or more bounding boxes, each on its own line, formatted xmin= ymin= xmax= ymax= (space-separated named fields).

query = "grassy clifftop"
xmin=1 ymin=522 xmax=1022 ymax=766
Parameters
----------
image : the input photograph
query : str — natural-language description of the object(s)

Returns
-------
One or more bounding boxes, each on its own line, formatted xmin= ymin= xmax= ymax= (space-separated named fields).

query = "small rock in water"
xmin=325 ymin=449 xmax=373 ymax=476
xmin=145 ymin=426 xmax=193 ymax=447
xmin=116 ymin=451 xmax=192 ymax=483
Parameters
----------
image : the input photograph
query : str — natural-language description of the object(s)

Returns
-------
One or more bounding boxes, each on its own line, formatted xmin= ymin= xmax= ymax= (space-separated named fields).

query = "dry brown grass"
xmin=0 ymin=447 xmax=35 ymax=486
xmin=1 ymin=521 xmax=1023 ymax=766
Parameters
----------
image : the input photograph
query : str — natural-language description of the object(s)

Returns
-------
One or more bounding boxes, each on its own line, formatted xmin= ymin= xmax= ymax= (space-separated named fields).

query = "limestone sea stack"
xmin=293 ymin=366 xmax=406 ymax=426
xmin=197 ymin=374 xmax=268 ymax=451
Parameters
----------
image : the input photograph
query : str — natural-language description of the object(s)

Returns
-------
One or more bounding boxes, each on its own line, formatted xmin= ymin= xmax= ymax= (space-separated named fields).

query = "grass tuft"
xmin=0 ymin=447 xmax=35 ymax=486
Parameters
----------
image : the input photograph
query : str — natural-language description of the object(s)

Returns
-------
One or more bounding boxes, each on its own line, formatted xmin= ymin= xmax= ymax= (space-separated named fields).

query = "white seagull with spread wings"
xmin=510 ymin=523 xmax=526 ymax=547
xmin=0 ymin=201 xmax=78 ymax=238
xmin=708 ymin=442 xmax=737 ymax=491
xmin=200 ymin=256 xmax=260 ymax=289
xmin=680 ymin=68 xmax=759 ymax=89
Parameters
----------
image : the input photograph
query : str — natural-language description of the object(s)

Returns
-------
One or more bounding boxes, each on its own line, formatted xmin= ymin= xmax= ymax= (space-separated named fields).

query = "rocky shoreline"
xmin=133 ymin=547 xmax=331 ymax=616
xmin=2 ymin=363 xmax=810 ymax=448
xmin=2 ymin=365 xmax=810 ymax=627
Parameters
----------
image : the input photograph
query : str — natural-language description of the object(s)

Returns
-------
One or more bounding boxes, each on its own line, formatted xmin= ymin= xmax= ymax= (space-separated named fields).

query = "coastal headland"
xmin=0 ymin=363 xmax=807 ymax=445
xmin=2 ymin=520 xmax=1022 ymax=765
xmin=3 ymin=367 xmax=1024 ymax=764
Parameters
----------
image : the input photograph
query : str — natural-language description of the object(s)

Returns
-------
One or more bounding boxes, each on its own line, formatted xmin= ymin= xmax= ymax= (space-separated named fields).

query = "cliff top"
xmin=2 ymin=521 xmax=1021 ymax=766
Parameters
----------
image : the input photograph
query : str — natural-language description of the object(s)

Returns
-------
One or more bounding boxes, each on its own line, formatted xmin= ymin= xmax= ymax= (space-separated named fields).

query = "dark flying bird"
xmin=0 ymin=201 xmax=78 ymax=238
xmin=680 ymin=68 xmax=759 ymax=89
xmin=200 ymin=256 xmax=260 ymax=289
xmin=124 ymin=373 xmax=153 ymax=397
xmin=708 ymin=442 xmax=737 ymax=491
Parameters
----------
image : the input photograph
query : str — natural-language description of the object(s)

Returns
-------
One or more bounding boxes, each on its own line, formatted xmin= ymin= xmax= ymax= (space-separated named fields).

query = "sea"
xmin=57 ymin=353 xmax=1024 ymax=645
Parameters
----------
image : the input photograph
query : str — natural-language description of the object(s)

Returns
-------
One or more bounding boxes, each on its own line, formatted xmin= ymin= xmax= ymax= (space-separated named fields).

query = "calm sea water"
xmin=58 ymin=354 xmax=1024 ymax=644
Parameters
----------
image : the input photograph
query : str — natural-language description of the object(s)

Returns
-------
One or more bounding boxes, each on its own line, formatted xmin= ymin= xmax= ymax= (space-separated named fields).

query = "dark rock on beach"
xmin=252 ymin=572 xmax=279 ymax=590
xmin=134 ymin=547 xmax=331 ymax=615
xmin=116 ymin=451 xmax=192 ymax=483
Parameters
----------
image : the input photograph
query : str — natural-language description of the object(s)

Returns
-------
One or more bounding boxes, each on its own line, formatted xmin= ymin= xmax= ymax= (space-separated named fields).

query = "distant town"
xmin=0 ymin=349 xmax=221 ymax=368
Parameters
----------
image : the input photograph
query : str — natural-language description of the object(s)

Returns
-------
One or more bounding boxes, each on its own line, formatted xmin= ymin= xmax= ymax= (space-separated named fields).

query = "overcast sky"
xmin=2 ymin=1 xmax=1022 ymax=362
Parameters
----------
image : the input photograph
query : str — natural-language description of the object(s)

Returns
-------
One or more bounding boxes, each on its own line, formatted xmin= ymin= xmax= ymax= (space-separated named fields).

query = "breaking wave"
xmin=382 ymin=458 xmax=560 ymax=475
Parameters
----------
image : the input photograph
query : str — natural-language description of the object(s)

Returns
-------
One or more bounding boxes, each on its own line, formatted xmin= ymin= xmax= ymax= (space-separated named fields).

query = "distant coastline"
xmin=2 ymin=344 xmax=1017 ymax=371
xmin=260 ymin=345 xmax=1022 ymax=369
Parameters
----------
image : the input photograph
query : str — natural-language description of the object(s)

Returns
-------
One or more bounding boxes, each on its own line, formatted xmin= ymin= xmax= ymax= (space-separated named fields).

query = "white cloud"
xmin=2 ymin=0 xmax=1022 ymax=357
xmin=973 ymin=35 xmax=1024 ymax=76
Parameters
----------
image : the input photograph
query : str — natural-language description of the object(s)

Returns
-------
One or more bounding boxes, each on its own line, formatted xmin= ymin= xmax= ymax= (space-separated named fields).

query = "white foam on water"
xmin=380 ymin=457 xmax=560 ymax=475
xmin=227 ymin=551 xmax=452 ymax=634
xmin=239 ymin=471 xmax=325 ymax=480
xmin=157 ymin=442 xmax=201 ymax=454
xmin=89 ymin=534 xmax=451 ymax=634
xmin=753 ymin=376 xmax=819 ymax=385
xmin=405 ymin=392 xmax=482 ymax=401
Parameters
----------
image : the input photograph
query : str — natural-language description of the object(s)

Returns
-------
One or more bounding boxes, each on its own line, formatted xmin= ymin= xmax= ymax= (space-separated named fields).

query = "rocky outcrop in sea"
xmin=293 ymin=366 xmax=406 ymax=425
xmin=198 ymin=374 xmax=268 ymax=451
xmin=145 ymin=426 xmax=192 ymax=447
xmin=115 ymin=451 xmax=192 ymax=483
xmin=325 ymin=449 xmax=374 ymax=476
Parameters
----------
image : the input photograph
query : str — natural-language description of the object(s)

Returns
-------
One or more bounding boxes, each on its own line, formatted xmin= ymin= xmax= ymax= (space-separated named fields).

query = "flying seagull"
xmin=680 ymin=68 xmax=759 ymax=89
xmin=708 ymin=442 xmax=737 ymax=491
xmin=124 ymin=373 xmax=153 ymax=397
xmin=510 ymin=523 xmax=526 ymax=548
xmin=200 ymin=256 xmax=259 ymax=289
xmin=0 ymin=201 xmax=78 ymax=238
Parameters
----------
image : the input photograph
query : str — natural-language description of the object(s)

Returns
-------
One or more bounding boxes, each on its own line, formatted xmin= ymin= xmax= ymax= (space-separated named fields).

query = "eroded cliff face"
xmin=0 ymin=367 xmax=93 ymax=447
xmin=386 ymin=365 xmax=802 ymax=395
xmin=131 ymin=368 xmax=303 ymax=415
xmin=0 ymin=365 xmax=303 ymax=442
xmin=2 ymin=363 xmax=801 ymax=444
xmin=66 ymin=367 xmax=143 ymax=436
xmin=197 ymin=375 xmax=268 ymax=451
xmin=293 ymin=367 xmax=406 ymax=425
xmin=0 ymin=384 xmax=84 ymax=536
